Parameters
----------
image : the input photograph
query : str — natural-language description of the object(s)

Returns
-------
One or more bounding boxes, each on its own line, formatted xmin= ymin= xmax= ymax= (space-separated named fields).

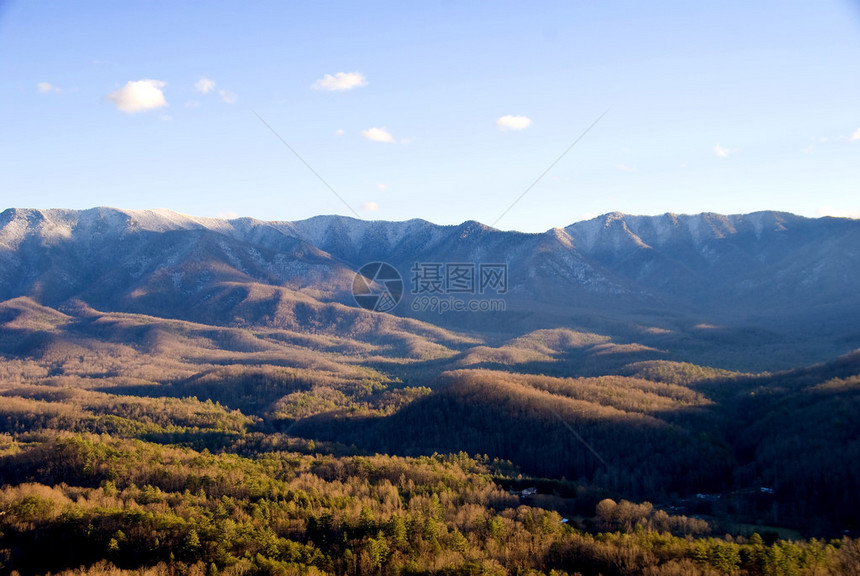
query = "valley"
xmin=0 ymin=207 xmax=859 ymax=575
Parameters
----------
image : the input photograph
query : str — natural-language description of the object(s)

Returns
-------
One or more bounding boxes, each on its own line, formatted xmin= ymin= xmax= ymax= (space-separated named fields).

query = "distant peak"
xmin=294 ymin=214 xmax=363 ymax=226
xmin=457 ymin=220 xmax=495 ymax=232
xmin=545 ymin=227 xmax=574 ymax=247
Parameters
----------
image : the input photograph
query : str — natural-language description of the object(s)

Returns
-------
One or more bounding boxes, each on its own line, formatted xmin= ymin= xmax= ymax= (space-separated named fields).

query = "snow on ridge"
xmin=0 ymin=208 xmax=246 ymax=250
xmin=382 ymin=220 xmax=421 ymax=246
xmin=0 ymin=208 xmax=75 ymax=247
xmin=285 ymin=215 xmax=359 ymax=246
xmin=118 ymin=208 xmax=233 ymax=233
xmin=561 ymin=210 xmax=817 ymax=257
xmin=0 ymin=208 xmax=832 ymax=260
xmin=0 ymin=209 xmax=43 ymax=249
xmin=564 ymin=212 xmax=650 ymax=252
xmin=564 ymin=216 xmax=603 ymax=252
xmin=738 ymin=211 xmax=789 ymax=239
xmin=545 ymin=228 xmax=574 ymax=249
xmin=685 ymin=214 xmax=707 ymax=246
xmin=285 ymin=215 xmax=444 ymax=251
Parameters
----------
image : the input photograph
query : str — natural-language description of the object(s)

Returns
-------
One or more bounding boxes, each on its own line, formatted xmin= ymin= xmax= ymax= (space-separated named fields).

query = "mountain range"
xmin=2 ymin=206 xmax=860 ymax=537
xmin=1 ymin=207 xmax=858 ymax=369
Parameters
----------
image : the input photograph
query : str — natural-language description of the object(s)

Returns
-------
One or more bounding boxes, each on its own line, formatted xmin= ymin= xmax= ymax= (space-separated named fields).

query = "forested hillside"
xmin=1 ymin=290 xmax=860 ymax=575
xmin=1 ymin=208 xmax=860 ymax=575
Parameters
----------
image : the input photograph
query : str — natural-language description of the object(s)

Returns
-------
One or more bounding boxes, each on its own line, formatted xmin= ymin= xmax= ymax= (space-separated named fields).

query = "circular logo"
xmin=352 ymin=262 xmax=403 ymax=312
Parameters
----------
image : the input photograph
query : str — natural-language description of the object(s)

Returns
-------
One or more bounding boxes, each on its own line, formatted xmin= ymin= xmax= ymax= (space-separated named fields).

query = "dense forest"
xmin=1 ymin=297 xmax=860 ymax=575
xmin=3 ymin=433 xmax=860 ymax=576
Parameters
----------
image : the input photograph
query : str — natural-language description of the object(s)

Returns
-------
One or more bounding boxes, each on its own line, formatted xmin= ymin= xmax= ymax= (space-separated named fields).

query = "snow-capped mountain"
xmin=1 ymin=207 xmax=858 ymax=349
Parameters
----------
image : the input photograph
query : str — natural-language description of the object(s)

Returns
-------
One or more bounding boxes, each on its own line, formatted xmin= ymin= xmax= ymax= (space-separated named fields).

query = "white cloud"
xmin=852 ymin=128 xmax=860 ymax=141
xmin=37 ymin=82 xmax=58 ymax=93
xmin=195 ymin=77 xmax=216 ymax=94
xmin=616 ymin=164 xmax=636 ymax=173
xmin=362 ymin=127 xmax=396 ymax=143
xmin=334 ymin=129 xmax=344 ymax=137
xmin=219 ymin=89 xmax=237 ymax=104
xmin=377 ymin=183 xmax=387 ymax=191
xmin=361 ymin=202 xmax=379 ymax=211
xmin=713 ymin=144 xmax=732 ymax=158
xmin=106 ymin=79 xmax=167 ymax=113
xmin=312 ymin=72 xmax=368 ymax=91
xmin=818 ymin=206 xmax=860 ymax=219
xmin=496 ymin=115 xmax=532 ymax=131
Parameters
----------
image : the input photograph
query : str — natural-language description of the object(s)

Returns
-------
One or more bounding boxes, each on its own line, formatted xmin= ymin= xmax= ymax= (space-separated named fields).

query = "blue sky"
xmin=1 ymin=1 xmax=859 ymax=232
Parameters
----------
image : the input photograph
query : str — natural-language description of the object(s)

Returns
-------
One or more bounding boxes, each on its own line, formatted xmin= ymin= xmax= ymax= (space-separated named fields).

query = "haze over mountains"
xmin=1 ymin=207 xmax=858 ymax=369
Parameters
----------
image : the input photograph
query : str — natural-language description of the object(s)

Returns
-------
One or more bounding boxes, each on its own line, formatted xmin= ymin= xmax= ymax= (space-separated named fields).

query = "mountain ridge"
xmin=2 ymin=206 xmax=859 ymax=370
xmin=3 ymin=205 xmax=837 ymax=238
